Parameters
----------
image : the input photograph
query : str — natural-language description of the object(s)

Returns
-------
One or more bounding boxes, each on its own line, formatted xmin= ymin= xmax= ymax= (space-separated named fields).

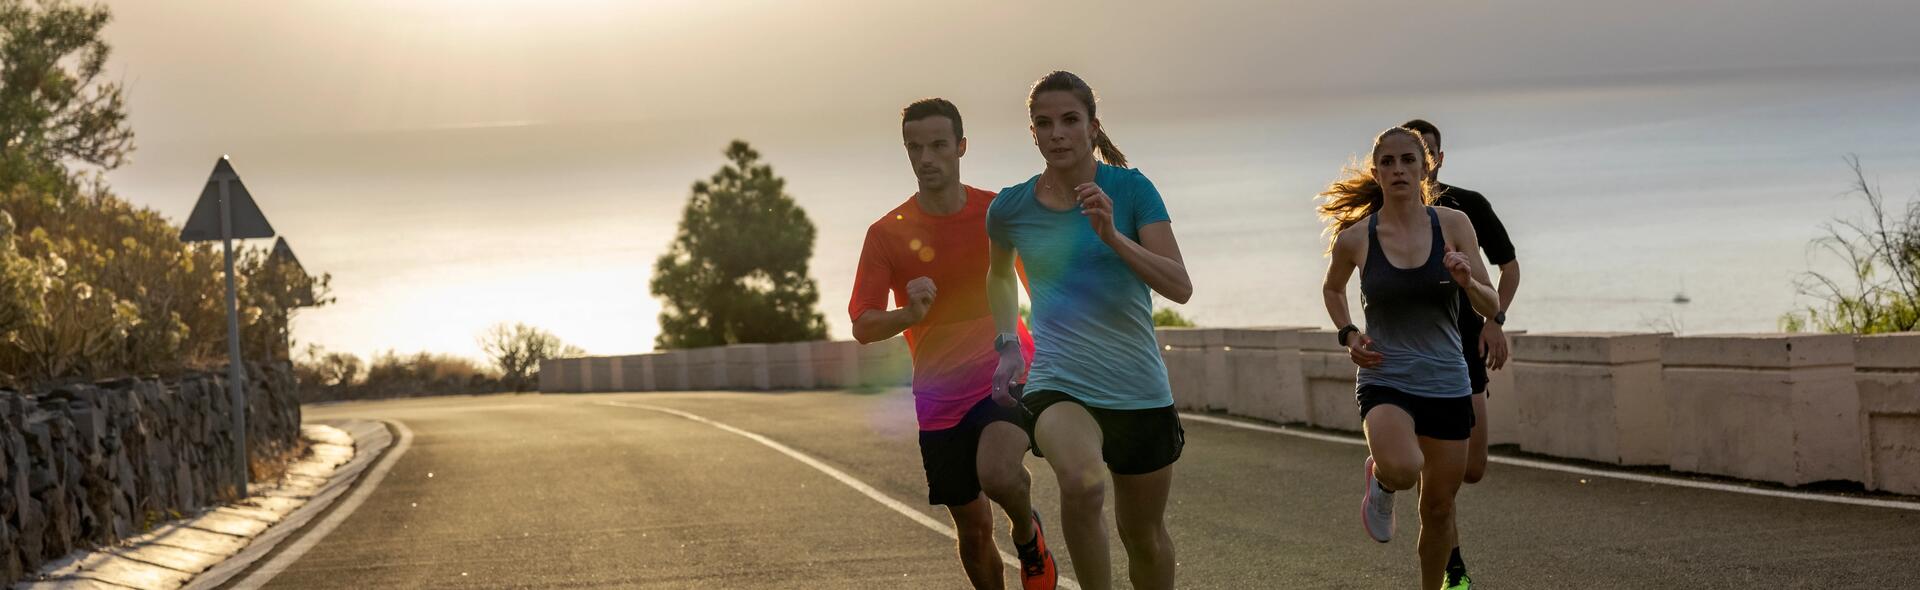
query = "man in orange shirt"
xmin=850 ymin=98 xmax=1054 ymax=590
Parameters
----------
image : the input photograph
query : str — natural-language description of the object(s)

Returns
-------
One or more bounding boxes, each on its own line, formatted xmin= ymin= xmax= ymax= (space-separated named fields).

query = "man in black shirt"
xmin=1403 ymin=118 xmax=1522 ymax=590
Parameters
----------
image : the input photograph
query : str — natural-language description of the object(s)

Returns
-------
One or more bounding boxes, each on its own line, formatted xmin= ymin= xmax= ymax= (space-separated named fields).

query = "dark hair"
xmin=902 ymin=98 xmax=964 ymax=140
xmin=1027 ymin=71 xmax=1127 ymax=168
xmin=1399 ymin=118 xmax=1441 ymax=151
xmin=1316 ymin=127 xmax=1437 ymax=251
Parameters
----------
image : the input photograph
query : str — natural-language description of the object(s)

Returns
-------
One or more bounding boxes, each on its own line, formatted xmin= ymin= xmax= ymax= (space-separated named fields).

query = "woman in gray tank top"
xmin=1317 ymin=126 xmax=1503 ymax=590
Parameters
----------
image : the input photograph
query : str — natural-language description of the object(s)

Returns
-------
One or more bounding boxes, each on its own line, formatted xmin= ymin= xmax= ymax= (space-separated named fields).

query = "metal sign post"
xmin=181 ymin=156 xmax=275 ymax=496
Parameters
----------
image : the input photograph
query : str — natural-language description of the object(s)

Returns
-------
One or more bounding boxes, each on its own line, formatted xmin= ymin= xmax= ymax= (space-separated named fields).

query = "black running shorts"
xmin=1357 ymin=384 xmax=1476 ymax=441
xmin=918 ymin=394 xmax=1030 ymax=506
xmin=1022 ymin=389 xmax=1184 ymax=475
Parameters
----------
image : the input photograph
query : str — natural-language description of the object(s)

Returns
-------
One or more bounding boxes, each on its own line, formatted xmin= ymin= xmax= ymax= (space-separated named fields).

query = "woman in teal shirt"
xmin=986 ymin=70 xmax=1193 ymax=590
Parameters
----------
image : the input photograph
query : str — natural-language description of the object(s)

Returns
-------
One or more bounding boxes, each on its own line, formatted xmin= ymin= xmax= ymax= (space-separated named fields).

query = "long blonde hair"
xmin=1316 ymin=126 xmax=1437 ymax=251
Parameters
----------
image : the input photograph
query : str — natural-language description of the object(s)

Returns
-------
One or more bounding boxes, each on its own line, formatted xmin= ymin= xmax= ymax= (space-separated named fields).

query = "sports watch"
xmin=994 ymin=332 xmax=1020 ymax=353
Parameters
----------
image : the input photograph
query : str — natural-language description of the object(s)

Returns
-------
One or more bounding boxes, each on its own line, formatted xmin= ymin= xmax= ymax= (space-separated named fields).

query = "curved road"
xmin=246 ymin=391 xmax=1920 ymax=588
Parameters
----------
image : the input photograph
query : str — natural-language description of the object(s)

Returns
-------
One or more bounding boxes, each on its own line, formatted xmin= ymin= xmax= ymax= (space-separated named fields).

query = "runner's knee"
xmin=1418 ymin=490 xmax=1457 ymax=523
xmin=978 ymin=463 xmax=1029 ymax=500
xmin=1376 ymin=455 xmax=1423 ymax=490
xmin=1056 ymin=466 xmax=1107 ymax=505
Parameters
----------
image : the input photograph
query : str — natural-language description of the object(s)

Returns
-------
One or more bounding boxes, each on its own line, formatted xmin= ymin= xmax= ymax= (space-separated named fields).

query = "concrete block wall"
xmin=538 ymin=337 xmax=909 ymax=394
xmin=811 ymin=341 xmax=860 ymax=390
xmin=1157 ymin=329 xmax=1210 ymax=412
xmin=1222 ymin=328 xmax=1311 ymax=424
xmin=538 ymin=329 xmax=1920 ymax=493
xmin=1511 ymin=333 xmax=1666 ymax=466
xmin=1297 ymin=329 xmax=1363 ymax=432
xmin=1853 ymin=333 xmax=1920 ymax=495
xmin=1663 ymin=334 xmax=1860 ymax=486
xmin=857 ymin=338 xmax=912 ymax=388
xmin=766 ymin=342 xmax=816 ymax=390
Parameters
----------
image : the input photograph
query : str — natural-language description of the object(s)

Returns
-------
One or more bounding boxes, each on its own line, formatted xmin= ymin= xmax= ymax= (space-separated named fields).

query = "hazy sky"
xmin=94 ymin=1 xmax=1920 ymax=361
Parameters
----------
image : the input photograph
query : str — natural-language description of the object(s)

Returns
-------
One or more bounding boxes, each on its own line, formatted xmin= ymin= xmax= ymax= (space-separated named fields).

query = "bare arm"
xmin=1441 ymin=210 xmax=1501 ymax=318
xmin=988 ymin=240 xmax=1020 ymax=336
xmin=1107 ymin=221 xmax=1192 ymax=304
xmin=986 ymin=238 xmax=1025 ymax=406
xmin=852 ymin=308 xmax=918 ymax=344
xmin=1324 ymin=227 xmax=1384 ymax=368
xmin=1075 ymin=182 xmax=1192 ymax=303
xmin=1495 ymin=260 xmax=1520 ymax=314
xmin=1322 ymin=229 xmax=1360 ymax=329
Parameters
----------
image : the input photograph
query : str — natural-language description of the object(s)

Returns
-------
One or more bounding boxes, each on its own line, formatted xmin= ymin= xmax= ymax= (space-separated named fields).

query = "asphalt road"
xmin=250 ymin=390 xmax=1920 ymax=589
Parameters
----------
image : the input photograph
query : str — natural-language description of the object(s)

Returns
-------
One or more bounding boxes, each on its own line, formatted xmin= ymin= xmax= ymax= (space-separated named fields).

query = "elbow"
xmin=850 ymin=324 xmax=877 ymax=345
xmin=1164 ymin=282 xmax=1193 ymax=305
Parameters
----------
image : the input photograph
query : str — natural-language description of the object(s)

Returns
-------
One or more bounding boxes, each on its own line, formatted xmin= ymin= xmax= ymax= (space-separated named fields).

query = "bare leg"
xmin=948 ymin=495 xmax=1005 ymax=589
xmin=1363 ymin=405 xmax=1423 ymax=491
xmin=1416 ymin=436 xmax=1468 ymax=590
xmin=1113 ymin=465 xmax=1176 ymax=590
xmin=977 ymin=420 xmax=1036 ymax=543
xmin=1034 ymin=403 xmax=1111 ymax=590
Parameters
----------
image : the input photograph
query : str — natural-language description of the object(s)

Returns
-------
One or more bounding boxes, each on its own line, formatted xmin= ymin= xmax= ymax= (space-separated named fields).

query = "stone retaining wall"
xmin=0 ymin=363 xmax=302 ymax=584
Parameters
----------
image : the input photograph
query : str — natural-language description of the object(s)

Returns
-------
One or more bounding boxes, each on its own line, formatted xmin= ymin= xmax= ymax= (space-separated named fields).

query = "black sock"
xmin=1448 ymin=547 xmax=1466 ymax=571
xmin=1014 ymin=520 xmax=1038 ymax=552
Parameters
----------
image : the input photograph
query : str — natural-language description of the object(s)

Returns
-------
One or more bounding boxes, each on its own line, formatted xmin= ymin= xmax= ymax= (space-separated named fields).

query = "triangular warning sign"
xmin=180 ymin=157 xmax=275 ymax=242
xmin=268 ymin=237 xmax=318 ymax=308
xmin=268 ymin=237 xmax=304 ymax=271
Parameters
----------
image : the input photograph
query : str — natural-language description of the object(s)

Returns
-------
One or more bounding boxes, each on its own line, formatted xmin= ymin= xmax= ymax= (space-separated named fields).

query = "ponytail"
xmin=1092 ymin=120 xmax=1128 ymax=168
xmin=1316 ymin=162 xmax=1385 ymax=252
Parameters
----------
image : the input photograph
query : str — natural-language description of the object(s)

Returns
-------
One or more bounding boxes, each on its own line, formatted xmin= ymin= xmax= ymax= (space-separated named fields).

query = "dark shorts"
xmin=1464 ymin=343 xmax=1490 ymax=395
xmin=919 ymin=394 xmax=1030 ymax=506
xmin=1021 ymin=389 xmax=1184 ymax=475
xmin=1357 ymin=384 xmax=1476 ymax=441
xmin=1459 ymin=313 xmax=1490 ymax=395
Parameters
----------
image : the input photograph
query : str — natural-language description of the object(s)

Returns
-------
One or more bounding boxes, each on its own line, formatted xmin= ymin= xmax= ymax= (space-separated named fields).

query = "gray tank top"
xmin=1356 ymin=207 xmax=1471 ymax=398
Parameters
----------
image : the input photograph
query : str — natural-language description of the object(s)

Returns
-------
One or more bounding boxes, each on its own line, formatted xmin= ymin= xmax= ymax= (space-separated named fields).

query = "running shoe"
xmin=1361 ymin=456 xmax=1395 ymax=543
xmin=1016 ymin=510 xmax=1058 ymax=590
xmin=1444 ymin=567 xmax=1472 ymax=589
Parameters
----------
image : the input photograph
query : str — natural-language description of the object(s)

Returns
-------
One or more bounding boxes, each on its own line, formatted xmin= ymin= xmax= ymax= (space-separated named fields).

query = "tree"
xmin=477 ymin=322 xmax=583 ymax=392
xmin=651 ymin=140 xmax=827 ymax=349
xmin=0 ymin=0 xmax=133 ymax=187
xmin=294 ymin=344 xmax=361 ymax=389
xmin=1153 ymin=307 xmax=1196 ymax=328
xmin=240 ymin=241 xmax=335 ymax=361
xmin=1782 ymin=157 xmax=1919 ymax=334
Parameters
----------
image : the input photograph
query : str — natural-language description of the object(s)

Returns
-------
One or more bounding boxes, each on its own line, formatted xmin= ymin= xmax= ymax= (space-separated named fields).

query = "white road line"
xmin=600 ymin=401 xmax=1081 ymax=589
xmin=229 ymin=420 xmax=417 ymax=590
xmin=1180 ymin=413 xmax=1920 ymax=512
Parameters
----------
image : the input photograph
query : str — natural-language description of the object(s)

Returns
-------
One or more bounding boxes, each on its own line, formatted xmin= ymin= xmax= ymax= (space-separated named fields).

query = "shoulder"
xmin=1104 ymin=164 xmax=1154 ymax=190
xmin=1435 ymin=207 xmax=1476 ymax=238
xmin=989 ymin=176 xmax=1039 ymax=215
xmin=1332 ymin=218 xmax=1369 ymax=253
xmin=864 ymin=198 xmax=915 ymax=237
xmin=1437 ymin=184 xmax=1489 ymax=208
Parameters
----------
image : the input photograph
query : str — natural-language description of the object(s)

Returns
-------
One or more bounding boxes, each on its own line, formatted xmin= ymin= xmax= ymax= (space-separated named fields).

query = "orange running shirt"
xmin=849 ymin=186 xmax=1034 ymax=431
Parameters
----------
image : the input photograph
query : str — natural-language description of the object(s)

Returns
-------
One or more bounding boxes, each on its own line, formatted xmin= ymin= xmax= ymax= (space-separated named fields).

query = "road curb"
xmin=12 ymin=420 xmax=392 ymax=590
